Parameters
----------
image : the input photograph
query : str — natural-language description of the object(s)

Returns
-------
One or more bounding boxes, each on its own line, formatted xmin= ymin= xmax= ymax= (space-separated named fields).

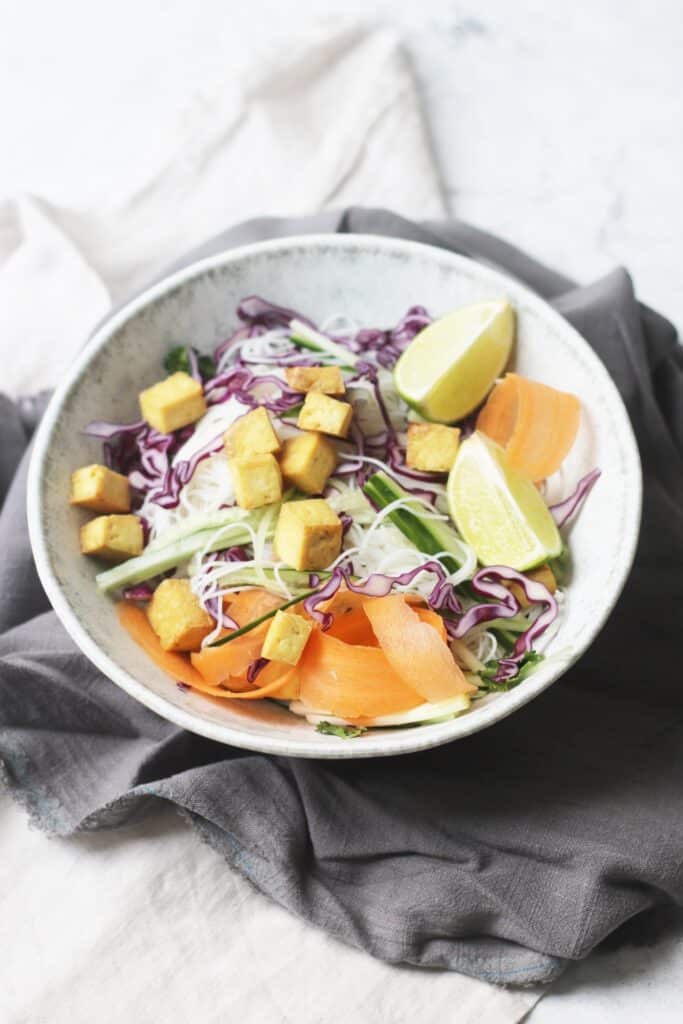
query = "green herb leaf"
xmin=477 ymin=650 xmax=544 ymax=692
xmin=163 ymin=346 xmax=216 ymax=381
xmin=315 ymin=721 xmax=367 ymax=739
xmin=515 ymin=649 xmax=544 ymax=682
xmin=549 ymin=544 xmax=572 ymax=587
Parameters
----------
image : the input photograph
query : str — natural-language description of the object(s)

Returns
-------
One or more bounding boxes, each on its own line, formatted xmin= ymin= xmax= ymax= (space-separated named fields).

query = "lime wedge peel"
xmin=394 ymin=300 xmax=515 ymax=424
xmin=447 ymin=432 xmax=562 ymax=571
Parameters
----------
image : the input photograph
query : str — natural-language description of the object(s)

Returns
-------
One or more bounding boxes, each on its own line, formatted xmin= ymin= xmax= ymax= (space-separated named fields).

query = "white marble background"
xmin=2 ymin=0 xmax=681 ymax=329
xmin=2 ymin=1 xmax=682 ymax=1021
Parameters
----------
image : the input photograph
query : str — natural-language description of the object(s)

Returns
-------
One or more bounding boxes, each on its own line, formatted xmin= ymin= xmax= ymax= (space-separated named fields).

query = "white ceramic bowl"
xmin=27 ymin=235 xmax=641 ymax=758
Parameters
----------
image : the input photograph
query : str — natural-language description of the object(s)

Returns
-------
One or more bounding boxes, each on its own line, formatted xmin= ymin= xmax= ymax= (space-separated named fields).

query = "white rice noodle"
xmin=217 ymin=327 xmax=291 ymax=373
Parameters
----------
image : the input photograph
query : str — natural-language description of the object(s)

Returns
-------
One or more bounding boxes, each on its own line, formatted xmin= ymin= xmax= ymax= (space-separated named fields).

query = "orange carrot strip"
xmin=364 ymin=594 xmax=475 ymax=702
xmin=415 ymin=606 xmax=448 ymax=642
xmin=188 ymin=664 xmax=298 ymax=699
xmin=118 ymin=599 xmax=297 ymax=701
xmin=327 ymin=605 xmax=379 ymax=646
xmin=225 ymin=588 xmax=284 ymax=624
xmin=117 ymin=603 xmax=206 ymax=687
xmin=256 ymin=659 xmax=301 ymax=700
xmin=323 ymin=591 xmax=439 ymax=647
xmin=191 ymin=624 xmax=269 ymax=685
xmin=190 ymin=588 xmax=285 ymax=685
xmin=477 ymin=373 xmax=580 ymax=481
xmin=297 ymin=628 xmax=423 ymax=718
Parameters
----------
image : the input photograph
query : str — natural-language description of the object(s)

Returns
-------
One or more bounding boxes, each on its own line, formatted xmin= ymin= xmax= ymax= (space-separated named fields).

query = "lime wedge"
xmin=394 ymin=300 xmax=515 ymax=423
xmin=447 ymin=432 xmax=562 ymax=570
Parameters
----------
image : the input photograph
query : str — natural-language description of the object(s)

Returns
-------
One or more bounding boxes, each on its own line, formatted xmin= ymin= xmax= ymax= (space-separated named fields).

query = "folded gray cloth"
xmin=2 ymin=209 xmax=682 ymax=987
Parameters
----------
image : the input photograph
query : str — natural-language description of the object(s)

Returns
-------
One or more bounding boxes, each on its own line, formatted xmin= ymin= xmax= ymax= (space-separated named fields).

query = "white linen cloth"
xmin=0 ymin=19 xmax=541 ymax=1023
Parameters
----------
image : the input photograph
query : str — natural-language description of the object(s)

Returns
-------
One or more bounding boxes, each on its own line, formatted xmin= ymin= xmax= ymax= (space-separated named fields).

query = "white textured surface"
xmin=1 ymin=1 xmax=680 ymax=1020
xmin=0 ymin=793 xmax=539 ymax=1024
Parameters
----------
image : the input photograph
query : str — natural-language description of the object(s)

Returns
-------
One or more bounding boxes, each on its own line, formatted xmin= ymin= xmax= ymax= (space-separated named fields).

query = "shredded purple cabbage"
xmin=204 ymin=366 xmax=302 ymax=414
xmin=239 ymin=295 xmax=314 ymax=330
xmin=550 ymin=469 xmax=601 ymax=527
xmin=339 ymin=513 xmax=353 ymax=538
xmin=451 ymin=566 xmax=558 ymax=681
xmin=298 ymin=561 xmax=555 ymax=684
xmin=85 ymin=417 xmax=217 ymax=510
xmin=121 ymin=583 xmax=155 ymax=602
xmin=342 ymin=363 xmax=442 ymax=500
xmin=247 ymin=657 xmax=268 ymax=683
xmin=187 ymin=347 xmax=201 ymax=382
xmin=303 ymin=560 xmax=462 ymax=631
xmin=213 ymin=296 xmax=315 ymax=365
xmin=201 ymin=593 xmax=238 ymax=631
xmin=140 ymin=436 xmax=225 ymax=510
xmin=352 ymin=305 xmax=431 ymax=368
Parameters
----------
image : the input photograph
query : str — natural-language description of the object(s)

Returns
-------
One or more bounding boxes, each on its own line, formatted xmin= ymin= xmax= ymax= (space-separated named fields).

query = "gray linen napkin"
xmin=2 ymin=209 xmax=682 ymax=987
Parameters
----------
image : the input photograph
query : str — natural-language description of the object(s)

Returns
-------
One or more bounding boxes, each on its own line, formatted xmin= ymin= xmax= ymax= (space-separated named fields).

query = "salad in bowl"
xmin=69 ymin=293 xmax=600 ymax=740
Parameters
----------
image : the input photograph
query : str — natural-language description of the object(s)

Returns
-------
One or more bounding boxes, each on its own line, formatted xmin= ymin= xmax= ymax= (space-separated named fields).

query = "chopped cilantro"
xmin=477 ymin=650 xmax=544 ymax=692
xmin=315 ymin=721 xmax=367 ymax=739
xmin=164 ymin=345 xmax=216 ymax=381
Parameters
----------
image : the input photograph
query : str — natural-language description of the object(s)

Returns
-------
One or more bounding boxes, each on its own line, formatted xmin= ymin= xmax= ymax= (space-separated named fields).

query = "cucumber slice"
xmin=97 ymin=524 xmax=261 ymax=593
xmin=211 ymin=566 xmax=329 ymax=595
xmin=363 ymin=471 xmax=468 ymax=574
xmin=289 ymin=319 xmax=359 ymax=368
xmin=289 ymin=693 xmax=471 ymax=728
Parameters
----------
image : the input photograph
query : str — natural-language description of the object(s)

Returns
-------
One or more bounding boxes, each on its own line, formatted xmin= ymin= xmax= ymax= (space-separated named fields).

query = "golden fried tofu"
xmin=261 ymin=610 xmax=313 ymax=665
xmin=297 ymin=391 xmax=353 ymax=439
xmin=224 ymin=406 xmax=281 ymax=458
xmin=229 ymin=453 xmax=282 ymax=509
xmin=280 ymin=432 xmax=337 ymax=494
xmin=406 ymin=423 xmax=461 ymax=473
xmin=274 ymin=499 xmax=342 ymax=571
xmin=147 ymin=578 xmax=213 ymax=652
xmin=70 ymin=464 xmax=131 ymax=513
xmin=80 ymin=514 xmax=143 ymax=562
xmin=284 ymin=366 xmax=346 ymax=396
xmin=139 ymin=371 xmax=207 ymax=434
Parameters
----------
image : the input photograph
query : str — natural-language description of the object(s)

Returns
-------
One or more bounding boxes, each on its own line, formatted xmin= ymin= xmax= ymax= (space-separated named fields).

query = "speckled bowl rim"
xmin=27 ymin=234 xmax=642 ymax=758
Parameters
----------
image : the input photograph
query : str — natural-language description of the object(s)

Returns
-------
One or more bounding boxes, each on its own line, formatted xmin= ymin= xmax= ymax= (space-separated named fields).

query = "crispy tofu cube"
xmin=70 ymin=464 xmax=131 ymax=513
xmin=261 ymin=610 xmax=313 ymax=665
xmin=80 ymin=514 xmax=143 ymax=562
xmin=506 ymin=565 xmax=557 ymax=609
xmin=274 ymin=499 xmax=342 ymax=571
xmin=139 ymin=371 xmax=207 ymax=434
xmin=224 ymin=406 xmax=280 ymax=458
xmin=284 ymin=366 xmax=346 ymax=396
xmin=147 ymin=579 xmax=213 ymax=652
xmin=297 ymin=392 xmax=353 ymax=439
xmin=406 ymin=423 xmax=461 ymax=472
xmin=280 ymin=432 xmax=337 ymax=494
xmin=229 ymin=453 xmax=282 ymax=509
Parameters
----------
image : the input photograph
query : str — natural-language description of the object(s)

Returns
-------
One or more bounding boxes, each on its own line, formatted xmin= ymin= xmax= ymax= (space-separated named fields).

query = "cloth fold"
xmin=1 ymin=208 xmax=682 ymax=987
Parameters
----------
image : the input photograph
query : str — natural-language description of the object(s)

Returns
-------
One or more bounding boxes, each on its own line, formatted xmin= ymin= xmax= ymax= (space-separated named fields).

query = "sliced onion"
xmin=550 ymin=469 xmax=601 ymax=527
